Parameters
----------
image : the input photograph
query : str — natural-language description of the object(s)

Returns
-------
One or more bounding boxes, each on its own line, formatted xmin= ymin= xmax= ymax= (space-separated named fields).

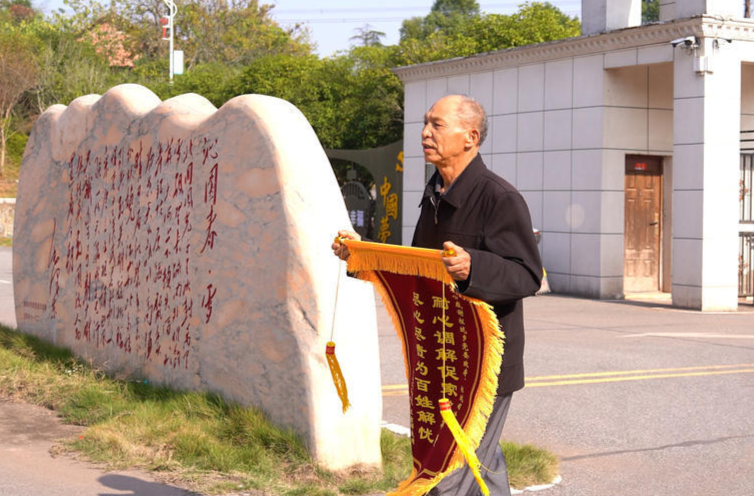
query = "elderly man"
xmin=334 ymin=95 xmax=542 ymax=496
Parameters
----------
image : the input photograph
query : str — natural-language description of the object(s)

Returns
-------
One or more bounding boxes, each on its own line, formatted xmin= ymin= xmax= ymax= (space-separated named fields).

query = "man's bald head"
xmin=431 ymin=95 xmax=488 ymax=147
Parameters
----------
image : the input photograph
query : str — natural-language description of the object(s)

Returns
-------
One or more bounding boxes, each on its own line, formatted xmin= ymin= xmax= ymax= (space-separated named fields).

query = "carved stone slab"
xmin=13 ymin=84 xmax=382 ymax=470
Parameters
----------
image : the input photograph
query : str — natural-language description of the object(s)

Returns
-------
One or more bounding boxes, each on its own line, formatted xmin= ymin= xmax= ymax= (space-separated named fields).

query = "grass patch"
xmin=0 ymin=324 xmax=558 ymax=494
xmin=0 ymin=237 xmax=12 ymax=246
xmin=502 ymin=440 xmax=560 ymax=489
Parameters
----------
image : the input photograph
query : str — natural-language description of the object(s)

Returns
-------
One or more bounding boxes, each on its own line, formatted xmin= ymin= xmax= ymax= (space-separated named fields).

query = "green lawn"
xmin=0 ymin=324 xmax=558 ymax=494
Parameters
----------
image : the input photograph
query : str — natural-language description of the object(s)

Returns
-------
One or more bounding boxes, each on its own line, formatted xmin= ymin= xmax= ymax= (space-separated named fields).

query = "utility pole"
xmin=160 ymin=0 xmax=178 ymax=83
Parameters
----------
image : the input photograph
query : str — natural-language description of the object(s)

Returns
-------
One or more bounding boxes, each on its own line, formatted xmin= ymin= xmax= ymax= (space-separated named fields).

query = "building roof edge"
xmin=392 ymin=16 xmax=754 ymax=82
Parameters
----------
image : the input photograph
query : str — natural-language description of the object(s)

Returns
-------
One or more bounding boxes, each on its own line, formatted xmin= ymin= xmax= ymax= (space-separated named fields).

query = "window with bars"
xmin=742 ymin=154 xmax=753 ymax=223
xmin=739 ymin=132 xmax=754 ymax=298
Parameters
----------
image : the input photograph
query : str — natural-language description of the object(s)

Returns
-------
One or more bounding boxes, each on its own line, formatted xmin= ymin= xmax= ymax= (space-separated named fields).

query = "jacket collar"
xmin=421 ymin=153 xmax=487 ymax=208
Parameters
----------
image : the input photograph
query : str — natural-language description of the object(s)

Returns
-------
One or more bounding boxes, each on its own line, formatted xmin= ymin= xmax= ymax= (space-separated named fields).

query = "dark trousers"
xmin=426 ymin=393 xmax=513 ymax=496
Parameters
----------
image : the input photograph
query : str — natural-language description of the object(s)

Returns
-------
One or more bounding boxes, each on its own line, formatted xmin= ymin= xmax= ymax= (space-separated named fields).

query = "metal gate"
xmin=341 ymin=180 xmax=375 ymax=240
xmin=740 ymin=131 xmax=754 ymax=298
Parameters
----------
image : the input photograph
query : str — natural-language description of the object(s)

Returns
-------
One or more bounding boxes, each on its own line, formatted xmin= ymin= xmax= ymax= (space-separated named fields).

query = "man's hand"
xmin=332 ymin=230 xmax=361 ymax=261
xmin=442 ymin=241 xmax=471 ymax=281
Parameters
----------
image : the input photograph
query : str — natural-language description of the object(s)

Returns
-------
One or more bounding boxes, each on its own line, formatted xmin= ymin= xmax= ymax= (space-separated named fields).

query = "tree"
xmin=400 ymin=0 xmax=480 ymax=41
xmin=432 ymin=0 xmax=480 ymax=17
xmin=0 ymin=0 xmax=32 ymax=6
xmin=329 ymin=46 xmax=404 ymax=149
xmin=63 ymin=0 xmax=312 ymax=71
xmin=0 ymin=30 xmax=38 ymax=176
xmin=642 ymin=0 xmax=660 ymax=23
xmin=1 ymin=0 xmax=34 ymax=22
xmin=230 ymin=45 xmax=404 ymax=150
xmin=33 ymin=27 xmax=113 ymax=112
xmin=746 ymin=0 xmax=751 ymax=18
xmin=350 ymin=24 xmax=386 ymax=47
xmin=398 ymin=1 xmax=580 ymax=65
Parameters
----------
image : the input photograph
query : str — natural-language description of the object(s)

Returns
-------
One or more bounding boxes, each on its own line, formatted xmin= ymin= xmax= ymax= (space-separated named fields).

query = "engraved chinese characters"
xmin=13 ymin=85 xmax=382 ymax=471
xmin=53 ymin=137 xmax=220 ymax=368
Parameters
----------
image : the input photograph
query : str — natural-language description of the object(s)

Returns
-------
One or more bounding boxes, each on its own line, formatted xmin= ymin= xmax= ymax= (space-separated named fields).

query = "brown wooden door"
xmin=624 ymin=156 xmax=663 ymax=293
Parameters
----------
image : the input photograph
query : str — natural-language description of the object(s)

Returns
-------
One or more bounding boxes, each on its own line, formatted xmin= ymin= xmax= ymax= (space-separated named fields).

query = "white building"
xmin=395 ymin=0 xmax=754 ymax=311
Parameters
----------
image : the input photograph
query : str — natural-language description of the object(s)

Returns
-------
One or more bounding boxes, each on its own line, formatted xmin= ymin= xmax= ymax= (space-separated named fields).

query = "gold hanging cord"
xmin=326 ymin=239 xmax=350 ymax=413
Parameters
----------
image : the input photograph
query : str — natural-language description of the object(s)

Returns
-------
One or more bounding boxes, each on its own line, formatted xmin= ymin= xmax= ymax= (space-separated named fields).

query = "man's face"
xmin=422 ymin=97 xmax=471 ymax=168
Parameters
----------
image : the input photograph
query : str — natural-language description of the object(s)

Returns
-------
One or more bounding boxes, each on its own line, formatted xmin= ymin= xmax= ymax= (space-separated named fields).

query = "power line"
xmin=271 ymin=1 xmax=581 ymax=24
xmin=275 ymin=10 xmax=581 ymax=25
xmin=270 ymin=2 xmax=581 ymax=16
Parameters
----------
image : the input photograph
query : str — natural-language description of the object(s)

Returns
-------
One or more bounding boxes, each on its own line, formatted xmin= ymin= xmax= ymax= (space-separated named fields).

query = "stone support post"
xmin=672 ymin=38 xmax=741 ymax=310
xmin=581 ymin=0 xmax=641 ymax=35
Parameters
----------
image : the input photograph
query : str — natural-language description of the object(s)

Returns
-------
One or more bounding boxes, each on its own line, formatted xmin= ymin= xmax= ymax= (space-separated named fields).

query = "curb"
xmin=511 ymin=474 xmax=563 ymax=494
xmin=380 ymin=421 xmax=563 ymax=493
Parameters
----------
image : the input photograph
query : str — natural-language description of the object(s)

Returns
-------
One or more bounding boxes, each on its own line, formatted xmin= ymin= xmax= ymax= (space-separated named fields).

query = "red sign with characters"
xmin=344 ymin=240 xmax=503 ymax=496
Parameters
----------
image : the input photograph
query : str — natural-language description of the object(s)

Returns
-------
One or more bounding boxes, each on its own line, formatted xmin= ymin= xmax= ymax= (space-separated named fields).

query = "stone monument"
xmin=13 ymin=84 xmax=382 ymax=470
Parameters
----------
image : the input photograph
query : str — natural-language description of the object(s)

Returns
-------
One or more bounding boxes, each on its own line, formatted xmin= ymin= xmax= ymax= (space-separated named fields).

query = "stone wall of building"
xmin=401 ymin=46 xmax=676 ymax=298
xmin=13 ymin=84 xmax=382 ymax=470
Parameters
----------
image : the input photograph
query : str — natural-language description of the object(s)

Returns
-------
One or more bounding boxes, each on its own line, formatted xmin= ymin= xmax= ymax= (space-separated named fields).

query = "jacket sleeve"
xmin=460 ymin=191 xmax=543 ymax=305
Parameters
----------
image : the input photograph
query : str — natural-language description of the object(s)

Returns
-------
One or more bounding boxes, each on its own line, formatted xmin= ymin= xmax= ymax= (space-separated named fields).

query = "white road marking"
xmin=0 ymin=280 xmax=11 ymax=284
xmin=621 ymin=332 xmax=754 ymax=339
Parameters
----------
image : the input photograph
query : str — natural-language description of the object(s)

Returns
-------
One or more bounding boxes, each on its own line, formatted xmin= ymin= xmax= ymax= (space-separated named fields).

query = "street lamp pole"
xmin=161 ymin=0 xmax=178 ymax=83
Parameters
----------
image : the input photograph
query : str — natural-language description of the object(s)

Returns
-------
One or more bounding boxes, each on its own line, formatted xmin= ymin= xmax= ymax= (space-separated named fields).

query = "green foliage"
xmin=642 ymin=0 xmax=660 ymax=23
xmin=34 ymin=28 xmax=114 ymax=109
xmin=467 ymin=2 xmax=580 ymax=49
xmin=0 ymin=0 xmax=33 ymax=7
xmin=231 ymin=47 xmax=404 ymax=149
xmin=0 ymin=0 xmax=35 ymax=22
xmin=6 ymin=132 xmax=27 ymax=163
xmin=400 ymin=0 xmax=480 ymax=41
xmin=432 ymin=0 xmax=480 ymax=17
xmin=63 ymin=0 xmax=311 ymax=70
xmin=182 ymin=0 xmax=312 ymax=67
xmin=0 ymin=18 xmax=39 ymax=176
xmin=0 ymin=0 xmax=582 ymax=166
xmin=398 ymin=2 xmax=581 ymax=64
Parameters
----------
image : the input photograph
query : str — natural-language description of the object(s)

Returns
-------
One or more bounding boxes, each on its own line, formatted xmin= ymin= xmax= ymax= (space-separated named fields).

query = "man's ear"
xmin=465 ymin=129 xmax=481 ymax=149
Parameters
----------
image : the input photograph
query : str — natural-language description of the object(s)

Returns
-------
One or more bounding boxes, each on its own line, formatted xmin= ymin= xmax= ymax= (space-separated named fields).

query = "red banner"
xmin=344 ymin=240 xmax=503 ymax=496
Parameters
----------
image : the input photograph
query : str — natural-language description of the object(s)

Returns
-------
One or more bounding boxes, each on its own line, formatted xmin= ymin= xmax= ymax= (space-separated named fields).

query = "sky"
xmin=39 ymin=0 xmax=582 ymax=57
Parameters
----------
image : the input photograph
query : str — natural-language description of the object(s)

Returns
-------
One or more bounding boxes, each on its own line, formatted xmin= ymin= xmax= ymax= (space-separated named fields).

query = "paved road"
xmin=3 ymin=243 xmax=754 ymax=495
xmin=379 ymin=294 xmax=754 ymax=496
xmin=0 ymin=402 xmax=196 ymax=496
xmin=0 ymin=246 xmax=200 ymax=496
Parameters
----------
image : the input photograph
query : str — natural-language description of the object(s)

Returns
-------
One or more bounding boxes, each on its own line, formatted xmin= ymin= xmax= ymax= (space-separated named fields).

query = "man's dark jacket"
xmin=412 ymin=154 xmax=543 ymax=394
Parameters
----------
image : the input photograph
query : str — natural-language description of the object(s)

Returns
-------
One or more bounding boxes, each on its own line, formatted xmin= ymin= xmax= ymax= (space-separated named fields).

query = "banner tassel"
xmin=439 ymin=398 xmax=489 ymax=496
xmin=326 ymin=341 xmax=350 ymax=413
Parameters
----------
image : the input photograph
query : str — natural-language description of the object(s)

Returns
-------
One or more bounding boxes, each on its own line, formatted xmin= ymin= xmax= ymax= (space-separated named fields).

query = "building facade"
xmin=395 ymin=0 xmax=754 ymax=311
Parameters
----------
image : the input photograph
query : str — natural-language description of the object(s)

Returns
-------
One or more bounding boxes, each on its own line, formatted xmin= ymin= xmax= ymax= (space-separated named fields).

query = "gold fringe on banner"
xmin=344 ymin=240 xmax=457 ymax=287
xmin=342 ymin=239 xmax=504 ymax=496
